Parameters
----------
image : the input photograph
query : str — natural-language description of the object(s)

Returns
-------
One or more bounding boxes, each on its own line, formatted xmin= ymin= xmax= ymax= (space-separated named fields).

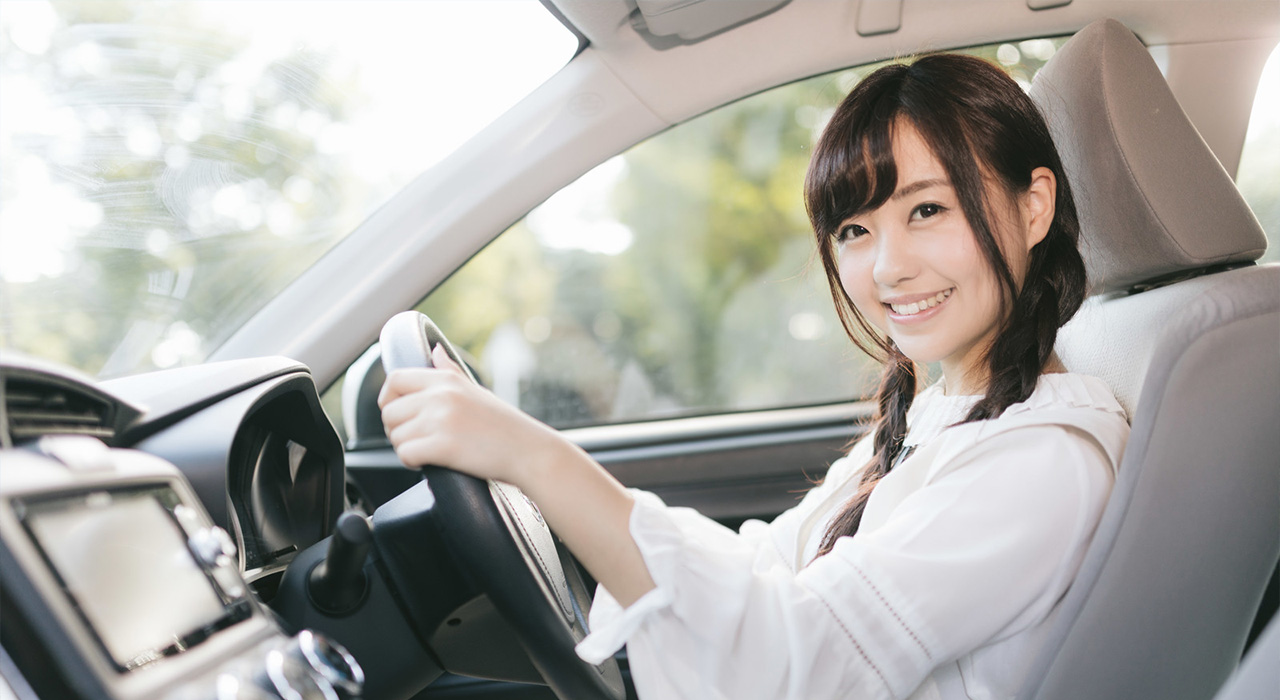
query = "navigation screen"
xmin=23 ymin=488 xmax=232 ymax=670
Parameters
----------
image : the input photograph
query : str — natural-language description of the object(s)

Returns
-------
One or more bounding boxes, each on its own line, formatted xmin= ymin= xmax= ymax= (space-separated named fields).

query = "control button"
xmin=287 ymin=631 xmax=364 ymax=699
xmin=190 ymin=526 xmax=237 ymax=568
xmin=36 ymin=435 xmax=112 ymax=471
xmin=215 ymin=673 xmax=277 ymax=700
xmin=212 ymin=565 xmax=246 ymax=600
xmin=214 ymin=526 xmax=237 ymax=558
xmin=173 ymin=504 xmax=203 ymax=534
xmin=260 ymin=649 xmax=338 ymax=700
xmin=161 ymin=672 xmax=277 ymax=700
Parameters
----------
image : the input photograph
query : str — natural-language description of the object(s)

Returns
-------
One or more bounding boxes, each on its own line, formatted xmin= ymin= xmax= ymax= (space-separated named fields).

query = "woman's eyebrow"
xmin=891 ymin=178 xmax=949 ymax=201
xmin=843 ymin=178 xmax=951 ymax=221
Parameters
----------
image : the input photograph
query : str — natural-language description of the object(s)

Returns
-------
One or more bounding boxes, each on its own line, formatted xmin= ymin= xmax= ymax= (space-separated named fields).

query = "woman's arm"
xmin=377 ymin=343 xmax=657 ymax=606
xmin=587 ymin=423 xmax=1120 ymax=700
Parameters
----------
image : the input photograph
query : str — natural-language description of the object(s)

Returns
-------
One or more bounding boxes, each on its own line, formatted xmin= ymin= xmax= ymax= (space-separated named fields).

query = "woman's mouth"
xmin=886 ymin=288 xmax=953 ymax=317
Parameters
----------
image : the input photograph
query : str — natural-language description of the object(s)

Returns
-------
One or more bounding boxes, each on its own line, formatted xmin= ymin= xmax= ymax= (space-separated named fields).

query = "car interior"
xmin=1 ymin=1 xmax=1277 ymax=700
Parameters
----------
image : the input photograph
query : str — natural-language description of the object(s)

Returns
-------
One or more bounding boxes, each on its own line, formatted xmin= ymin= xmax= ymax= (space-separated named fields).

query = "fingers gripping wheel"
xmin=379 ymin=311 xmax=479 ymax=383
xmin=377 ymin=311 xmax=625 ymax=700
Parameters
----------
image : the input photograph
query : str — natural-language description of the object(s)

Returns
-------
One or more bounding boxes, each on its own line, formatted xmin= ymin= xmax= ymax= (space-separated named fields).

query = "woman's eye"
xmin=836 ymin=224 xmax=869 ymax=242
xmin=911 ymin=203 xmax=945 ymax=220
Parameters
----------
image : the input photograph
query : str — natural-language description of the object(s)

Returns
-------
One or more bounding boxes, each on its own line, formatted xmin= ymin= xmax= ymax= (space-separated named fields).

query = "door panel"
xmin=345 ymin=402 xmax=869 ymax=524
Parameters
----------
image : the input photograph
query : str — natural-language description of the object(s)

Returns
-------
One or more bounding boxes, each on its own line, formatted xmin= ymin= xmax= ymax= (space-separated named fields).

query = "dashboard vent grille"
xmin=4 ymin=379 xmax=114 ymax=442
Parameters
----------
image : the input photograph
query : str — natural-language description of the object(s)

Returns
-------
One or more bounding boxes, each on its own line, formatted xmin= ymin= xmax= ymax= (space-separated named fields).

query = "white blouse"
xmin=575 ymin=373 xmax=1129 ymax=700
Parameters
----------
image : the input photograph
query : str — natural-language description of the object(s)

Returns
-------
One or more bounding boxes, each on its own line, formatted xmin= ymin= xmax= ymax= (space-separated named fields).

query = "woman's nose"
xmin=872 ymin=229 xmax=917 ymax=287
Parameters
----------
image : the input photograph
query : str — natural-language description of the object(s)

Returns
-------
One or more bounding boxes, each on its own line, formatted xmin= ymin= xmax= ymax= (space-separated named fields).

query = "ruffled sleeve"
xmin=574 ymin=420 xmax=1122 ymax=700
xmin=576 ymin=440 xmax=874 ymax=666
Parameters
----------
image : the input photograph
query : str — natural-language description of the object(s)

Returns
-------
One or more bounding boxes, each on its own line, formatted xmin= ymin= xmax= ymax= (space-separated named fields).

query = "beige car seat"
xmin=1018 ymin=18 xmax=1280 ymax=700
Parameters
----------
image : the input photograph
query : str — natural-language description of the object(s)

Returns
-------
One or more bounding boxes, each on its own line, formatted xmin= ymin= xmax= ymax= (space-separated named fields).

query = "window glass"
xmin=0 ymin=0 xmax=575 ymax=377
xmin=391 ymin=40 xmax=1070 ymax=432
xmin=1237 ymin=42 xmax=1280 ymax=264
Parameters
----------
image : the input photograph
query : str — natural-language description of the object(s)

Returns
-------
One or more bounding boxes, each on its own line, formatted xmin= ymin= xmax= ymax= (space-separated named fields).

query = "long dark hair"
xmin=805 ymin=54 xmax=1087 ymax=556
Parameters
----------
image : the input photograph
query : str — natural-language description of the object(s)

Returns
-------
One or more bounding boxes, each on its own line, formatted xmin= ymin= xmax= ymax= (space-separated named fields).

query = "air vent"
xmin=4 ymin=379 xmax=114 ymax=442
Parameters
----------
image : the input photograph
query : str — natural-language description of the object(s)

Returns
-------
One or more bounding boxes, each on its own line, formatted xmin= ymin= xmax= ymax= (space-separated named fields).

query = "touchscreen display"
xmin=23 ymin=489 xmax=232 ymax=670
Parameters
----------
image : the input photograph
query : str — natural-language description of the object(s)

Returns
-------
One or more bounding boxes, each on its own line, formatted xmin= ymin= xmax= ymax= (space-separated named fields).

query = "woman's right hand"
xmin=378 ymin=343 xmax=567 ymax=485
xmin=379 ymin=343 xmax=657 ymax=606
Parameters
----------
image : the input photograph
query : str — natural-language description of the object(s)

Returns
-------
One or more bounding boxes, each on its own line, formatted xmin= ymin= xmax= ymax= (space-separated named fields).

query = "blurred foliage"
xmin=0 ymin=0 xmax=369 ymax=376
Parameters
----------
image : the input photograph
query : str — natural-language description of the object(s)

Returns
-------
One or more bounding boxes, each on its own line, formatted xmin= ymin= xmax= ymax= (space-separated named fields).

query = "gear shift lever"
xmin=308 ymin=511 xmax=372 ymax=615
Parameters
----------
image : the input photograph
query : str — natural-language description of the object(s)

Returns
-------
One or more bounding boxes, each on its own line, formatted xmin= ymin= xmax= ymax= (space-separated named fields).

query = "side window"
xmin=1237 ymin=42 xmax=1279 ymax=264
xmin=419 ymin=76 xmax=871 ymax=430
xmin=347 ymin=40 xmax=1068 ymax=433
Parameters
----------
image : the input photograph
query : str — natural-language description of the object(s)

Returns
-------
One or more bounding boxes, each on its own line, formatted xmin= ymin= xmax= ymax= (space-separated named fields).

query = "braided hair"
xmin=804 ymin=54 xmax=1087 ymax=556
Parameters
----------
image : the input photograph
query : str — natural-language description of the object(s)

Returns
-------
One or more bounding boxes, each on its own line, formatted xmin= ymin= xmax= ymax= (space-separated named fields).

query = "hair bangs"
xmin=805 ymin=67 xmax=907 ymax=241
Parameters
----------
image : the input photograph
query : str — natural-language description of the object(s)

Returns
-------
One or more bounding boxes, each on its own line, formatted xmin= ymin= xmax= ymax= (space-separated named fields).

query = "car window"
xmin=330 ymin=39 xmax=1069 ymax=436
xmin=0 ymin=0 xmax=576 ymax=378
xmin=1237 ymin=42 xmax=1280 ymax=264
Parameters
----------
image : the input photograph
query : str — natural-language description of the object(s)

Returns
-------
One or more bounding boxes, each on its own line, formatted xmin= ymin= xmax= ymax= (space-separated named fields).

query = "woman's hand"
xmin=378 ymin=343 xmax=658 ymax=606
xmin=377 ymin=343 xmax=567 ymax=486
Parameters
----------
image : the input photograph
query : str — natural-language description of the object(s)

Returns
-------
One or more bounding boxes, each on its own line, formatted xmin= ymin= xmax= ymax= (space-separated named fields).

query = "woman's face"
xmin=835 ymin=122 xmax=1044 ymax=394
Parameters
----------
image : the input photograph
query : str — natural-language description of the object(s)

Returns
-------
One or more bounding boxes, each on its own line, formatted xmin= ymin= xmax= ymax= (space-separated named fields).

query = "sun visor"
xmin=629 ymin=0 xmax=791 ymax=44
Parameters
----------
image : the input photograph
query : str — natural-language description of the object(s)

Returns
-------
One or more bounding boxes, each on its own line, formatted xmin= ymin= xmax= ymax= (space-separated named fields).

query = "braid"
xmin=967 ymin=190 xmax=1086 ymax=421
xmin=815 ymin=347 xmax=917 ymax=557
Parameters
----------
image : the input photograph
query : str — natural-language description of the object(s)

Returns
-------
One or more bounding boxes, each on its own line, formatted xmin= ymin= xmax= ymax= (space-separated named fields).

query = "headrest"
xmin=1029 ymin=19 xmax=1267 ymax=294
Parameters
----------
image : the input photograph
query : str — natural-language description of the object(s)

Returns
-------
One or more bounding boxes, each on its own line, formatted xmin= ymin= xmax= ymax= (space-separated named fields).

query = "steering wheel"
xmin=373 ymin=311 xmax=625 ymax=700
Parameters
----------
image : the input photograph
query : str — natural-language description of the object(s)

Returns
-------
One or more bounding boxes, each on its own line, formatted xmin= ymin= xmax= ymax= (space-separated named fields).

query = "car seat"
xmin=1018 ymin=18 xmax=1280 ymax=700
xmin=1211 ymin=613 xmax=1280 ymax=700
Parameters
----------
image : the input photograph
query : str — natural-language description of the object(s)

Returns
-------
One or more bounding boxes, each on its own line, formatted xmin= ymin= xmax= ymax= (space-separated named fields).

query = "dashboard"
xmin=0 ymin=354 xmax=392 ymax=699
xmin=101 ymin=356 xmax=348 ymax=584
xmin=0 ymin=352 xmax=579 ymax=700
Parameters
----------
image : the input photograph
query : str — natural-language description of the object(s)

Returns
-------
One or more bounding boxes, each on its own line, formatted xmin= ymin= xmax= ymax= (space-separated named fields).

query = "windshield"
xmin=0 ymin=0 xmax=577 ymax=377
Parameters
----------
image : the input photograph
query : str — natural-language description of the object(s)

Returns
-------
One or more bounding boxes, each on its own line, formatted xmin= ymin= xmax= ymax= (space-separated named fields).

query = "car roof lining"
xmin=550 ymin=0 xmax=1280 ymax=126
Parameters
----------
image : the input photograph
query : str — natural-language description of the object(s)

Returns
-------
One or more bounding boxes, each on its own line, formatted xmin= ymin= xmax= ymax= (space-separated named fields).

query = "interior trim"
xmin=559 ymin=401 xmax=871 ymax=452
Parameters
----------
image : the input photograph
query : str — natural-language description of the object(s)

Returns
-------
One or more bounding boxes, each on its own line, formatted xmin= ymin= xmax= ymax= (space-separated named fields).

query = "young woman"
xmin=379 ymin=53 xmax=1130 ymax=700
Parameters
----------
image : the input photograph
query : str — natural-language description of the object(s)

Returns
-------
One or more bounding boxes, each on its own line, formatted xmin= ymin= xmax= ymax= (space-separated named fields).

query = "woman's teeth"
xmin=890 ymin=289 xmax=952 ymax=316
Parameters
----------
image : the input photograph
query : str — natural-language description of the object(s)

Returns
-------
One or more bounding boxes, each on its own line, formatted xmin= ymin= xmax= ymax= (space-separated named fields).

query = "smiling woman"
xmin=0 ymin=4 xmax=1274 ymax=700
xmin=377 ymin=50 xmax=1130 ymax=700
xmin=397 ymin=40 xmax=1071 ymax=434
xmin=0 ymin=0 xmax=576 ymax=377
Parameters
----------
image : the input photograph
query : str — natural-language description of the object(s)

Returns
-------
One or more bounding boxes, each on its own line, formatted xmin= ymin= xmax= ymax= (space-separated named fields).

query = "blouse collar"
xmin=904 ymin=373 xmax=1123 ymax=448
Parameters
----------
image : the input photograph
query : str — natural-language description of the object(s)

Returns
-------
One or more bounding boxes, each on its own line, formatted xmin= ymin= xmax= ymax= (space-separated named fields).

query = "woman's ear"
xmin=1022 ymin=166 xmax=1057 ymax=250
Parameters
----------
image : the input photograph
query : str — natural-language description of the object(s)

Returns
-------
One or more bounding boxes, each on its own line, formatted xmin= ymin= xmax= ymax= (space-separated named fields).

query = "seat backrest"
xmin=1019 ymin=19 xmax=1280 ymax=700
xmin=1212 ymin=612 xmax=1280 ymax=700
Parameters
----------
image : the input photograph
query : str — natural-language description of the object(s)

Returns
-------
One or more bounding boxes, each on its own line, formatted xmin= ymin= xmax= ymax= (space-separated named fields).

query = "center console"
xmin=0 ymin=437 xmax=365 ymax=700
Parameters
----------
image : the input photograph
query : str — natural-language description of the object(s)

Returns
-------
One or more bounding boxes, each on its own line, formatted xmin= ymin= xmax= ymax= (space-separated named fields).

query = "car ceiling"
xmin=554 ymin=0 xmax=1278 ymax=134
xmin=211 ymin=0 xmax=1279 ymax=387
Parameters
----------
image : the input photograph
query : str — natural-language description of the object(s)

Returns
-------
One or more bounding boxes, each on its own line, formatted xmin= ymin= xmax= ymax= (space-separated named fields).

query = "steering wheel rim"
xmin=377 ymin=311 xmax=625 ymax=700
